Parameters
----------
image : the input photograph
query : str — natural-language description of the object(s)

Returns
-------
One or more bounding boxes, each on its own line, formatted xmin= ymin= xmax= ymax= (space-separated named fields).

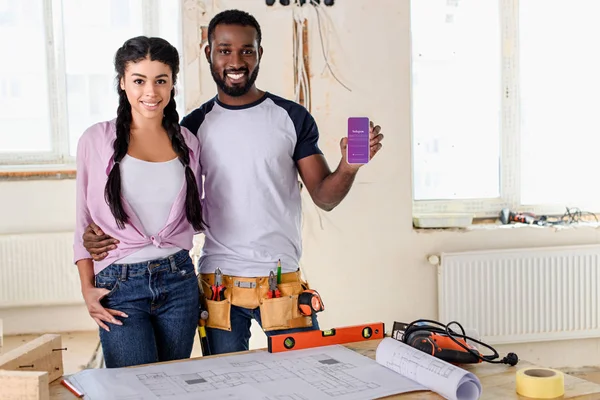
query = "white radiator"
xmin=437 ymin=244 xmax=600 ymax=345
xmin=0 ymin=232 xmax=83 ymax=308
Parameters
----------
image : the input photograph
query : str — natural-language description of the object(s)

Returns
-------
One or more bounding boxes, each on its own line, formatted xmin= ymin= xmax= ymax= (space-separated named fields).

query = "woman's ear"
xmin=120 ymin=77 xmax=125 ymax=91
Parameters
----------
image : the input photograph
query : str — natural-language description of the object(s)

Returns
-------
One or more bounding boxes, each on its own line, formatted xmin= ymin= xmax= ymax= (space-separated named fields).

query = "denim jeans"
xmin=95 ymin=249 xmax=199 ymax=368
xmin=205 ymin=304 xmax=320 ymax=355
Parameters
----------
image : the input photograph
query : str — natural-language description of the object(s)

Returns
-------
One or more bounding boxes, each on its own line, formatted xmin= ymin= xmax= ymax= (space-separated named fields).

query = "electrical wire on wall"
xmin=543 ymin=207 xmax=598 ymax=226
xmin=292 ymin=4 xmax=311 ymax=111
xmin=310 ymin=1 xmax=351 ymax=92
xmin=291 ymin=0 xmax=351 ymax=112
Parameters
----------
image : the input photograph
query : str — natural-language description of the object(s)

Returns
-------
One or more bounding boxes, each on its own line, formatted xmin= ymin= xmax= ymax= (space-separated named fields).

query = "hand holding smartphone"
xmin=347 ymin=117 xmax=370 ymax=165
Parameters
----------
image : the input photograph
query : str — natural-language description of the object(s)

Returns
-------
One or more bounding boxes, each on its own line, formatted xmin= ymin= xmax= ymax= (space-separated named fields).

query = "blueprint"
xmin=67 ymin=344 xmax=425 ymax=400
xmin=376 ymin=338 xmax=482 ymax=400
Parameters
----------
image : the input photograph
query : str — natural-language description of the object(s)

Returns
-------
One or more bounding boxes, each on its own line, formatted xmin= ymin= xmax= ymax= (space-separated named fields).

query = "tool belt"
xmin=198 ymin=270 xmax=314 ymax=332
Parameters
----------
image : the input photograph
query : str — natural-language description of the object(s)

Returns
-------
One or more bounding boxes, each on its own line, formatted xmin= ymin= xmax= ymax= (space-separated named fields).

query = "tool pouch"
xmin=199 ymin=278 xmax=232 ymax=331
xmin=231 ymin=276 xmax=261 ymax=309
xmin=259 ymin=280 xmax=313 ymax=332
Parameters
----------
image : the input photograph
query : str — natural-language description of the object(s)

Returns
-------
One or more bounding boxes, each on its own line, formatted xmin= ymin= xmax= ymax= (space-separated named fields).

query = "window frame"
xmin=0 ymin=0 xmax=173 ymax=169
xmin=412 ymin=0 xmax=583 ymax=219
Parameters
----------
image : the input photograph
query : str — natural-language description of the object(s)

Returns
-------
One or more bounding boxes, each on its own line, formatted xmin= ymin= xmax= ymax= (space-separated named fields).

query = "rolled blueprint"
xmin=375 ymin=337 xmax=482 ymax=400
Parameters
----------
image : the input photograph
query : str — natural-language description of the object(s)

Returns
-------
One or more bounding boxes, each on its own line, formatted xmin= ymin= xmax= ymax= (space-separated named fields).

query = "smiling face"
xmin=206 ymin=24 xmax=262 ymax=98
xmin=120 ymin=56 xmax=173 ymax=122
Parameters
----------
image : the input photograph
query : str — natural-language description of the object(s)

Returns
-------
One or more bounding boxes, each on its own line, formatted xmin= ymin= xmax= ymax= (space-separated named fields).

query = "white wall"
xmin=2 ymin=0 xmax=600 ymax=368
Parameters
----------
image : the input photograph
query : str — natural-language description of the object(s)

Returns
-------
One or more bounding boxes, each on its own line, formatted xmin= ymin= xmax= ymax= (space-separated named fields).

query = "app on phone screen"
xmin=347 ymin=117 xmax=370 ymax=164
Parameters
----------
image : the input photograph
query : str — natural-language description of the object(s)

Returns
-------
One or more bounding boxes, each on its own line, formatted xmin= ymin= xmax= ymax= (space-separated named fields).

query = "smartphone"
xmin=347 ymin=117 xmax=370 ymax=164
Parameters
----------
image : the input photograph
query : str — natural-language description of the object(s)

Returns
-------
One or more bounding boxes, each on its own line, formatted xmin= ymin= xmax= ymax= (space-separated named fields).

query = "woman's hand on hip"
xmin=81 ymin=286 xmax=128 ymax=332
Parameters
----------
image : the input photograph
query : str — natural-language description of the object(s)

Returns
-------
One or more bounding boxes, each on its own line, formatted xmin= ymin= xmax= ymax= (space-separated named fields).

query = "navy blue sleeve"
xmin=292 ymin=110 xmax=323 ymax=162
xmin=269 ymin=94 xmax=323 ymax=161
xmin=180 ymin=99 xmax=215 ymax=136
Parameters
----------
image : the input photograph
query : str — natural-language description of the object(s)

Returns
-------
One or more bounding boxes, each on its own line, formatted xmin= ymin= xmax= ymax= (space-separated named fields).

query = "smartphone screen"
xmin=347 ymin=117 xmax=370 ymax=164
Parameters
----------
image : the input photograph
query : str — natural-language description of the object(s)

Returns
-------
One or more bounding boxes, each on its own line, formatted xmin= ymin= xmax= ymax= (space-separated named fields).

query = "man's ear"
xmin=204 ymin=44 xmax=211 ymax=62
xmin=258 ymin=46 xmax=264 ymax=61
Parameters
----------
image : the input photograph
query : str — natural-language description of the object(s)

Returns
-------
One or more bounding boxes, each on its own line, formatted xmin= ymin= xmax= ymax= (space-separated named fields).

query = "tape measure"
xmin=297 ymin=289 xmax=324 ymax=316
xmin=268 ymin=322 xmax=385 ymax=353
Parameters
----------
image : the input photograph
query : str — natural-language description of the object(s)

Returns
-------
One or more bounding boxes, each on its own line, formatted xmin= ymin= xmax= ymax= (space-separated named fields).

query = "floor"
xmin=2 ymin=331 xmax=600 ymax=384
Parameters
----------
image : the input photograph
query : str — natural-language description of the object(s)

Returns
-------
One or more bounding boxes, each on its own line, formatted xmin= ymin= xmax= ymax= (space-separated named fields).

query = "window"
xmin=0 ymin=0 xmax=184 ymax=167
xmin=411 ymin=0 xmax=600 ymax=217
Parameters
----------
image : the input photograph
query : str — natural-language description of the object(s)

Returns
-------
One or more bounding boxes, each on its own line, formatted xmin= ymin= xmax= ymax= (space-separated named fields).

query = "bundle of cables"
xmin=399 ymin=319 xmax=519 ymax=366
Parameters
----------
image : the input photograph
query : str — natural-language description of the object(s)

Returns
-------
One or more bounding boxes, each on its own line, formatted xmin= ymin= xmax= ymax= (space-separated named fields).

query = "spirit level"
xmin=267 ymin=322 xmax=385 ymax=353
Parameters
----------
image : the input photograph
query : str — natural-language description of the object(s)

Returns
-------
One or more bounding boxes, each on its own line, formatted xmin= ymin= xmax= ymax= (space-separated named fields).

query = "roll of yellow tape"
xmin=516 ymin=367 xmax=565 ymax=399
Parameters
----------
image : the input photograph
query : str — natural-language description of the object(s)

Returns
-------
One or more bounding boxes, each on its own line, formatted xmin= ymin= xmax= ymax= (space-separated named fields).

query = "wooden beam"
xmin=0 ymin=370 xmax=49 ymax=400
xmin=0 ymin=334 xmax=63 ymax=383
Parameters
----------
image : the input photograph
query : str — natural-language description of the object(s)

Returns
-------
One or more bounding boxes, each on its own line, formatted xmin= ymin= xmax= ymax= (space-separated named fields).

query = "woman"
xmin=73 ymin=36 xmax=205 ymax=368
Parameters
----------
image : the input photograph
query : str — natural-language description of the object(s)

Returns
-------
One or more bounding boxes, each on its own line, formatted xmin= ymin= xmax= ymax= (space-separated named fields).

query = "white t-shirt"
xmin=116 ymin=154 xmax=184 ymax=263
xmin=180 ymin=92 xmax=323 ymax=277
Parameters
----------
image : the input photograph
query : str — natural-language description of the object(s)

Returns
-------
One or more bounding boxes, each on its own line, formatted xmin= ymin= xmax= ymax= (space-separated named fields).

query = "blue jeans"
xmin=95 ymin=249 xmax=199 ymax=368
xmin=205 ymin=304 xmax=320 ymax=355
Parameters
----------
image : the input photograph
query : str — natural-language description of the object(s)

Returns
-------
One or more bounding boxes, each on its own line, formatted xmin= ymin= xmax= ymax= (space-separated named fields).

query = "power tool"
xmin=499 ymin=208 xmax=536 ymax=225
xmin=395 ymin=319 xmax=519 ymax=366
xmin=405 ymin=328 xmax=483 ymax=364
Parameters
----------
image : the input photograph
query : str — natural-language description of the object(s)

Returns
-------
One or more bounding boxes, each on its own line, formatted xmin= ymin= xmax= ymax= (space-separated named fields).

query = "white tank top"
xmin=116 ymin=154 xmax=184 ymax=263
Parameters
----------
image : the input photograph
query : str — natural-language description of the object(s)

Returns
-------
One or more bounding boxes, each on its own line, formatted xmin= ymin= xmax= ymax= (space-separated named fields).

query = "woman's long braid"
xmin=105 ymin=36 xmax=203 ymax=231
xmin=104 ymin=88 xmax=132 ymax=229
xmin=163 ymin=89 xmax=206 ymax=231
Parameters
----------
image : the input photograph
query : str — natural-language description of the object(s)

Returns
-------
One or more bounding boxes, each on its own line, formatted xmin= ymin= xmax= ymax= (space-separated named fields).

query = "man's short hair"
xmin=207 ymin=9 xmax=262 ymax=47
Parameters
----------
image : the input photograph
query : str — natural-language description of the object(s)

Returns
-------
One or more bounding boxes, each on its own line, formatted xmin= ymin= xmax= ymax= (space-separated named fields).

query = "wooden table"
xmin=49 ymin=339 xmax=600 ymax=399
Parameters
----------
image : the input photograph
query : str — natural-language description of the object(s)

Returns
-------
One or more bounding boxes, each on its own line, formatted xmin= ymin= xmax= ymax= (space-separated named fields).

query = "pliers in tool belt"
xmin=210 ymin=267 xmax=226 ymax=301
xmin=268 ymin=271 xmax=281 ymax=298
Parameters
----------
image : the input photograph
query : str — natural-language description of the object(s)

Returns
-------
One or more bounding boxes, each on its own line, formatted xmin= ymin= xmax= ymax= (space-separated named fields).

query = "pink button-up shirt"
xmin=73 ymin=119 xmax=202 ymax=274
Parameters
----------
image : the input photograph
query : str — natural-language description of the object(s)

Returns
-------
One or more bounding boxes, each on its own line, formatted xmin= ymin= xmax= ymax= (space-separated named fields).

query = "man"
xmin=81 ymin=9 xmax=384 ymax=355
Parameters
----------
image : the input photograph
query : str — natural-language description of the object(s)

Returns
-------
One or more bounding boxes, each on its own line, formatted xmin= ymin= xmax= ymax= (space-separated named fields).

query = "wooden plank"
xmin=0 ymin=334 xmax=63 ymax=383
xmin=0 ymin=370 xmax=49 ymax=400
xmin=0 ymin=170 xmax=76 ymax=181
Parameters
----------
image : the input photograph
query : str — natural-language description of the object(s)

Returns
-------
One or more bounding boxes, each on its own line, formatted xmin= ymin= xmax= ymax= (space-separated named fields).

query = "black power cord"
xmin=402 ymin=319 xmax=519 ymax=366
xmin=500 ymin=206 xmax=598 ymax=227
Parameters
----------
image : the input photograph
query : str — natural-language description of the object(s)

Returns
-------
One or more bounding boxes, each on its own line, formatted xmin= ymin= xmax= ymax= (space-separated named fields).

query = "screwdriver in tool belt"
xmin=197 ymin=276 xmax=211 ymax=356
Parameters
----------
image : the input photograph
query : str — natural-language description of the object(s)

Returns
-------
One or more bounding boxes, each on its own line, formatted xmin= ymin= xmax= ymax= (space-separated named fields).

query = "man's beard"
xmin=210 ymin=62 xmax=260 ymax=97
